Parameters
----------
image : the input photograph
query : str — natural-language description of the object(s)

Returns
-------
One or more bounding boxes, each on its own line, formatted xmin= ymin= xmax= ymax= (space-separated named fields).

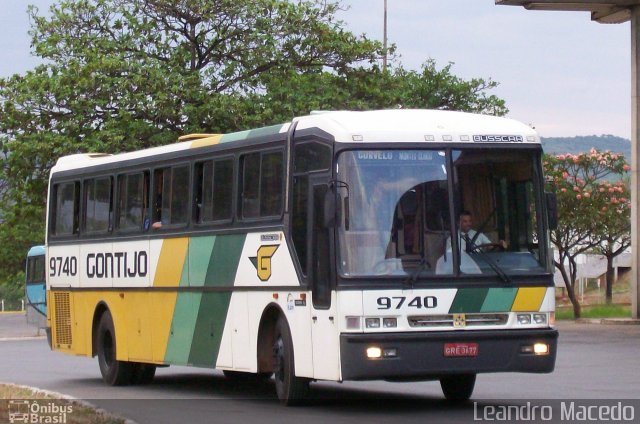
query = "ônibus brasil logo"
xmin=8 ymin=400 xmax=73 ymax=424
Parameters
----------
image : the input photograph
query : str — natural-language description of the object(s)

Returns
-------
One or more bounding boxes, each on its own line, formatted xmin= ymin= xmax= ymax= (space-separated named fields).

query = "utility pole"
xmin=383 ymin=0 xmax=388 ymax=72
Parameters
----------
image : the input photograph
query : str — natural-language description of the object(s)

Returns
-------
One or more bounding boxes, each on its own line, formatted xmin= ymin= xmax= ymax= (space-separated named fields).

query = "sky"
xmin=0 ymin=0 xmax=632 ymax=139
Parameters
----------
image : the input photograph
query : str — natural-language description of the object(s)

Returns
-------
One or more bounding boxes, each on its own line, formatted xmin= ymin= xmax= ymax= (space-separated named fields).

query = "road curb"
xmin=0 ymin=382 xmax=139 ymax=424
xmin=575 ymin=318 xmax=640 ymax=325
xmin=0 ymin=336 xmax=46 ymax=342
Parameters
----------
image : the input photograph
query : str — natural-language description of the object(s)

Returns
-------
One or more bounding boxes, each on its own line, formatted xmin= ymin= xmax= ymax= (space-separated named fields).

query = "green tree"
xmin=0 ymin=0 xmax=507 ymax=293
xmin=544 ymin=150 xmax=630 ymax=318
xmin=256 ymin=61 xmax=507 ymax=121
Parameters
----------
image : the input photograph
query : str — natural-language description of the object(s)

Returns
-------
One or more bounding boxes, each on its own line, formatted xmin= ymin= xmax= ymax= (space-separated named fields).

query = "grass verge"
xmin=556 ymin=304 xmax=631 ymax=320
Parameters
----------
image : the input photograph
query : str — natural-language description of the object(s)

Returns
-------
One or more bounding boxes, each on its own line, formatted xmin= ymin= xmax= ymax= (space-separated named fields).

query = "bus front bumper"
xmin=340 ymin=328 xmax=558 ymax=381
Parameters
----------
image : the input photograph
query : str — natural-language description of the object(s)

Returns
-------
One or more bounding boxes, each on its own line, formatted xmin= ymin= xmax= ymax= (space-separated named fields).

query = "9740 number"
xmin=49 ymin=256 xmax=78 ymax=277
xmin=377 ymin=296 xmax=437 ymax=310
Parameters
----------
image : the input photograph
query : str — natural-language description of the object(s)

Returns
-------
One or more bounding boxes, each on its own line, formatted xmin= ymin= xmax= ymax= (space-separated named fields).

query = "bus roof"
xmin=51 ymin=110 xmax=538 ymax=174
xmin=27 ymin=245 xmax=46 ymax=257
xmin=294 ymin=109 xmax=538 ymax=144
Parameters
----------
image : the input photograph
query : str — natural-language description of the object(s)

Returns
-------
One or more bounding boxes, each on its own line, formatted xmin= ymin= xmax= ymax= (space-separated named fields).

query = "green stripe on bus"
xmin=188 ymin=292 xmax=232 ymax=367
xmin=247 ymin=124 xmax=285 ymax=138
xmin=179 ymin=249 xmax=190 ymax=287
xmin=204 ymin=234 xmax=246 ymax=287
xmin=189 ymin=236 xmax=216 ymax=287
xmin=219 ymin=124 xmax=284 ymax=144
xmin=219 ymin=130 xmax=251 ymax=144
xmin=448 ymin=288 xmax=489 ymax=313
xmin=164 ymin=292 xmax=201 ymax=365
xmin=481 ymin=288 xmax=518 ymax=312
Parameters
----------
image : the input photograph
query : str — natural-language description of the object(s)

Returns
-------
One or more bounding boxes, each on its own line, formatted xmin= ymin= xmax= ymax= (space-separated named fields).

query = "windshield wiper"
xmin=402 ymin=256 xmax=431 ymax=289
xmin=462 ymin=234 xmax=511 ymax=284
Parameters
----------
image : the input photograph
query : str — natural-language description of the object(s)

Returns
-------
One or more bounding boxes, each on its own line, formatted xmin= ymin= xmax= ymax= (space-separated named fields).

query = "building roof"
xmin=496 ymin=0 xmax=640 ymax=24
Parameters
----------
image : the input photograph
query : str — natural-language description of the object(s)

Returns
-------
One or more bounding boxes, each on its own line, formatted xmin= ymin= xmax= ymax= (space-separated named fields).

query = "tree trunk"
xmin=555 ymin=258 xmax=581 ymax=319
xmin=605 ymin=255 xmax=615 ymax=304
xmin=568 ymin=256 xmax=581 ymax=319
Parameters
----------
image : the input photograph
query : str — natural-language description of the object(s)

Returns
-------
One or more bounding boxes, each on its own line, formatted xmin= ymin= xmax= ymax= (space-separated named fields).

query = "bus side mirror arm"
xmin=545 ymin=192 xmax=558 ymax=231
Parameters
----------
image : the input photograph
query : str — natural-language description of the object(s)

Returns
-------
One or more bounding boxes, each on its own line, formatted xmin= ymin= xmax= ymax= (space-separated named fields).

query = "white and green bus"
xmin=46 ymin=109 xmax=558 ymax=404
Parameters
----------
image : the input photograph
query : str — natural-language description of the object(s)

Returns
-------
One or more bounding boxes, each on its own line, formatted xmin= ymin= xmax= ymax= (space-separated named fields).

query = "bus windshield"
xmin=336 ymin=149 xmax=546 ymax=279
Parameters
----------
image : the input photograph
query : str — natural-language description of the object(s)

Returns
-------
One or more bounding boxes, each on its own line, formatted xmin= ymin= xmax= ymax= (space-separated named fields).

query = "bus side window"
xmin=240 ymin=153 xmax=261 ymax=218
xmin=26 ymin=256 xmax=45 ymax=284
xmin=84 ymin=177 xmax=112 ymax=234
xmin=152 ymin=165 xmax=189 ymax=228
xmin=240 ymin=151 xmax=283 ymax=219
xmin=260 ymin=152 xmax=283 ymax=217
xmin=212 ymin=159 xmax=233 ymax=220
xmin=51 ymin=181 xmax=80 ymax=236
xmin=194 ymin=159 xmax=234 ymax=224
xmin=152 ymin=168 xmax=165 ymax=227
xmin=117 ymin=171 xmax=149 ymax=232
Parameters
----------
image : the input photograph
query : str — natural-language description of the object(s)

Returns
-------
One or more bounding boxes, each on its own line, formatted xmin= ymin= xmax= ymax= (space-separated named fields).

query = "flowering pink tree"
xmin=591 ymin=177 xmax=631 ymax=304
xmin=544 ymin=149 xmax=630 ymax=318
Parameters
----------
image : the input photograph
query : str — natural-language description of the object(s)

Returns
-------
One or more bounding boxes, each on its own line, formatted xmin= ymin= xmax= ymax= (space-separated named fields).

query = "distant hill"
xmin=541 ymin=135 xmax=631 ymax=161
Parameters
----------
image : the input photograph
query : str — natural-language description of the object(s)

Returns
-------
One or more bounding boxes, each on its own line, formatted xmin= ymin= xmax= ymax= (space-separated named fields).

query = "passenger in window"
xmin=152 ymin=171 xmax=166 ymax=229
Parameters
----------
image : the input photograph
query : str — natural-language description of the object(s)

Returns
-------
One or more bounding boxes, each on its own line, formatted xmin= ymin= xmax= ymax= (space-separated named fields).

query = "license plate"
xmin=444 ymin=343 xmax=479 ymax=357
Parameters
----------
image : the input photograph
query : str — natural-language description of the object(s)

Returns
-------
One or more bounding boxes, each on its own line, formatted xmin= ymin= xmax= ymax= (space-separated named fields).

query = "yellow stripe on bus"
xmin=511 ymin=287 xmax=547 ymax=311
xmin=152 ymin=238 xmax=189 ymax=362
xmin=190 ymin=134 xmax=222 ymax=149
xmin=153 ymin=238 xmax=189 ymax=287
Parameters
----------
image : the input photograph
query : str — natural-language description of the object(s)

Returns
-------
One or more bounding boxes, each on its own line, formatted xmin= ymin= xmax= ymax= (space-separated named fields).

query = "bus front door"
xmin=308 ymin=177 xmax=340 ymax=381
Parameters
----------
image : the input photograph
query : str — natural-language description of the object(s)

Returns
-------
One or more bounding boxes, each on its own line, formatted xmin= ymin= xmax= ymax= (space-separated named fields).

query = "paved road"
xmin=1 ymin=319 xmax=639 ymax=423
xmin=0 ymin=312 xmax=44 ymax=339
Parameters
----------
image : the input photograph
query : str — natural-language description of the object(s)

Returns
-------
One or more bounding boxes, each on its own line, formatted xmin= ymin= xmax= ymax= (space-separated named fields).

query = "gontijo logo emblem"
xmin=250 ymin=245 xmax=280 ymax=281
xmin=453 ymin=314 xmax=466 ymax=328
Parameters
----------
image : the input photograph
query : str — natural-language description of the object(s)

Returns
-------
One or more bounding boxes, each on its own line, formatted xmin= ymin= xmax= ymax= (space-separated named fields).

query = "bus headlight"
xmin=365 ymin=318 xmax=381 ymax=328
xmin=366 ymin=346 xmax=382 ymax=359
xmin=383 ymin=318 xmax=397 ymax=328
xmin=517 ymin=314 xmax=532 ymax=325
xmin=533 ymin=313 xmax=547 ymax=324
xmin=534 ymin=343 xmax=549 ymax=355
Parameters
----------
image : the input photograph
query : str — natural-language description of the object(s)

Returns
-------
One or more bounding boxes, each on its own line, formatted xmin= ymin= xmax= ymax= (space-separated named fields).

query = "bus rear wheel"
xmin=96 ymin=310 xmax=132 ymax=386
xmin=440 ymin=374 xmax=476 ymax=401
xmin=223 ymin=370 xmax=272 ymax=382
xmin=272 ymin=316 xmax=309 ymax=405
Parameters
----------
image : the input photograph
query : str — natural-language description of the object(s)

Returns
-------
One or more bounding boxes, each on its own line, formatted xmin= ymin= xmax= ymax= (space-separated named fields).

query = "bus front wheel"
xmin=272 ymin=316 xmax=309 ymax=405
xmin=440 ymin=374 xmax=476 ymax=401
xmin=131 ymin=363 xmax=156 ymax=385
xmin=96 ymin=310 xmax=132 ymax=386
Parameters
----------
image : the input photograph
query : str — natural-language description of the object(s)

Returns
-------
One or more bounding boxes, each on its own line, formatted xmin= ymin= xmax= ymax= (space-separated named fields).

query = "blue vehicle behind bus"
xmin=25 ymin=245 xmax=47 ymax=327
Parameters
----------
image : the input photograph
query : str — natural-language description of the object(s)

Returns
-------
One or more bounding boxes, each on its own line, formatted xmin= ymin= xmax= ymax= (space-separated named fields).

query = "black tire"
xmin=273 ymin=316 xmax=309 ymax=405
xmin=223 ymin=370 xmax=272 ymax=382
xmin=96 ymin=310 xmax=133 ymax=386
xmin=440 ymin=374 xmax=476 ymax=401
xmin=131 ymin=363 xmax=156 ymax=385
